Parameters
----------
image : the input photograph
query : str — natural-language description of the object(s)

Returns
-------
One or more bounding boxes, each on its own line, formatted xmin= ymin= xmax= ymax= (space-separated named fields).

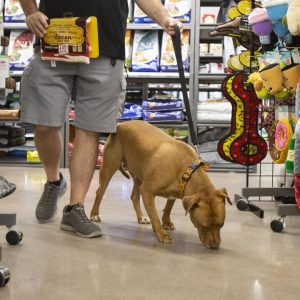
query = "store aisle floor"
xmin=1 ymin=166 xmax=300 ymax=300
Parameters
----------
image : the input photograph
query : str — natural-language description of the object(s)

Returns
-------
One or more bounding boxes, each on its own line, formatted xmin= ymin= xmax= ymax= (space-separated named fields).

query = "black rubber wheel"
xmin=6 ymin=230 xmax=23 ymax=245
xmin=270 ymin=219 xmax=285 ymax=232
xmin=236 ymin=199 xmax=248 ymax=211
xmin=0 ymin=266 xmax=10 ymax=287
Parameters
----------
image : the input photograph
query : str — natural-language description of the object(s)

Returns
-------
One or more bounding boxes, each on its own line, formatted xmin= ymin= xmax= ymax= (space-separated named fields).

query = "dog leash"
xmin=171 ymin=26 xmax=201 ymax=156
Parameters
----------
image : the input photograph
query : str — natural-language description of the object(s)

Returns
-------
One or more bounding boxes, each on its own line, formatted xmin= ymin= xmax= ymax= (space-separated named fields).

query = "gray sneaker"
xmin=60 ymin=203 xmax=102 ymax=238
xmin=35 ymin=173 xmax=67 ymax=223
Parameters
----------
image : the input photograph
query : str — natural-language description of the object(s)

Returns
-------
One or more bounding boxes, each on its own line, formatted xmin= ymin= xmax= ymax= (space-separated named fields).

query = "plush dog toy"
xmin=247 ymin=72 xmax=269 ymax=99
xmin=262 ymin=0 xmax=291 ymax=38
xmin=287 ymin=0 xmax=300 ymax=36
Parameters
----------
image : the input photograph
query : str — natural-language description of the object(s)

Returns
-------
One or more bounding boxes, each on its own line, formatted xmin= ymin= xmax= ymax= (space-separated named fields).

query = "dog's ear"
xmin=182 ymin=195 xmax=200 ymax=215
xmin=218 ymin=188 xmax=232 ymax=205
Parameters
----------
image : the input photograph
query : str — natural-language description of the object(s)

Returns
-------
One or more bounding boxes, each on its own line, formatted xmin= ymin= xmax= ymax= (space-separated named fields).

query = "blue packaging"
xmin=131 ymin=31 xmax=160 ymax=72
xmin=143 ymin=111 xmax=185 ymax=122
xmin=119 ymin=103 xmax=143 ymax=120
xmin=142 ymin=100 xmax=183 ymax=111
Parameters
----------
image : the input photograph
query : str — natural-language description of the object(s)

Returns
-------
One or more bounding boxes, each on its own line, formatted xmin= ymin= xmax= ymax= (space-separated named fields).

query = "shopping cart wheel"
xmin=270 ymin=219 xmax=286 ymax=232
xmin=6 ymin=229 xmax=23 ymax=245
xmin=236 ymin=198 xmax=249 ymax=211
xmin=0 ymin=265 xmax=10 ymax=287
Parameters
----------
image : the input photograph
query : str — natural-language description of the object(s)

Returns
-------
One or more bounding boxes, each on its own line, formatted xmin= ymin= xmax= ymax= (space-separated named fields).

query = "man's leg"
xmin=69 ymin=127 xmax=99 ymax=205
xmin=34 ymin=125 xmax=62 ymax=181
xmin=60 ymin=127 xmax=102 ymax=238
xmin=34 ymin=125 xmax=67 ymax=223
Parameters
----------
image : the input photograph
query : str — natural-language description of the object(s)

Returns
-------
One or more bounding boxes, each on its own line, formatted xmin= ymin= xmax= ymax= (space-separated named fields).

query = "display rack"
xmin=230 ymin=0 xmax=300 ymax=232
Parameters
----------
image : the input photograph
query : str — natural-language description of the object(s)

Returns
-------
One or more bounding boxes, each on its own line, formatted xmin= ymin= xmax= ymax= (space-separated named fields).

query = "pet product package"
xmin=164 ymin=0 xmax=191 ymax=23
xmin=0 ymin=55 xmax=9 ymax=105
xmin=119 ymin=103 xmax=143 ymax=120
xmin=41 ymin=16 xmax=99 ymax=64
xmin=125 ymin=30 xmax=133 ymax=70
xmin=133 ymin=3 xmax=155 ymax=23
xmin=8 ymin=30 xmax=35 ymax=71
xmin=127 ymin=0 xmax=132 ymax=23
xmin=160 ymin=30 xmax=189 ymax=72
xmin=143 ymin=110 xmax=185 ymax=122
xmin=142 ymin=99 xmax=183 ymax=111
xmin=131 ymin=31 xmax=160 ymax=72
xmin=4 ymin=0 xmax=40 ymax=22
xmin=4 ymin=0 xmax=25 ymax=22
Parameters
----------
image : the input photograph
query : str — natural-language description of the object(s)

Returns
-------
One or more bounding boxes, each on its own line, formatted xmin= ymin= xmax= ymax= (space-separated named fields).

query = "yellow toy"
xmin=247 ymin=72 xmax=269 ymax=99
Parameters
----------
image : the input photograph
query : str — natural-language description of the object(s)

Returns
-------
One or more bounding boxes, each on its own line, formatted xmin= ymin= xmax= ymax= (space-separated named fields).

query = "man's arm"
xmin=19 ymin=0 xmax=48 ymax=37
xmin=134 ymin=0 xmax=182 ymax=35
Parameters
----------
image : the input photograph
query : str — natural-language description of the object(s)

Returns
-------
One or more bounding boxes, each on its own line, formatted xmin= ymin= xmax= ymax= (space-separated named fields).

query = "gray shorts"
xmin=20 ymin=54 xmax=126 ymax=133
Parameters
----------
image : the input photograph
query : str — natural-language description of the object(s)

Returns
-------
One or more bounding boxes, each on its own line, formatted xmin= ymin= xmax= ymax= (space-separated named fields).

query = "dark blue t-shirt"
xmin=39 ymin=0 xmax=128 ymax=60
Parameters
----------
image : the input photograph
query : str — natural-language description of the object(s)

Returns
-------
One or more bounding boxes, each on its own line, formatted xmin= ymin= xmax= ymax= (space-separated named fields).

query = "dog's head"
xmin=182 ymin=188 xmax=232 ymax=249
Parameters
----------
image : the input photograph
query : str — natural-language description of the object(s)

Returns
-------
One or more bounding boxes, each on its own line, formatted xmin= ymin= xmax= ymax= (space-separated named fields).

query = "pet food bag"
xmin=8 ymin=30 xmax=35 ymax=71
xmin=160 ymin=30 xmax=189 ymax=72
xmin=131 ymin=31 xmax=160 ymax=72
xmin=164 ymin=0 xmax=191 ymax=23
xmin=133 ymin=3 xmax=155 ymax=23
xmin=5 ymin=0 xmax=25 ymax=22
xmin=125 ymin=30 xmax=133 ymax=70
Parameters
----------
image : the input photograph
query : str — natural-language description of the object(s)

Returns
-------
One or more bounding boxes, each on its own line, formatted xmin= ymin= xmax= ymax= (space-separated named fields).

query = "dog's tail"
xmin=119 ymin=165 xmax=130 ymax=179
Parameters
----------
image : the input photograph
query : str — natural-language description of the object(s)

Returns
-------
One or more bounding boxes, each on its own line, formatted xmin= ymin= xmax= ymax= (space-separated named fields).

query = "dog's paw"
xmin=158 ymin=232 xmax=173 ymax=244
xmin=138 ymin=216 xmax=151 ymax=224
xmin=90 ymin=215 xmax=101 ymax=222
xmin=162 ymin=222 xmax=175 ymax=231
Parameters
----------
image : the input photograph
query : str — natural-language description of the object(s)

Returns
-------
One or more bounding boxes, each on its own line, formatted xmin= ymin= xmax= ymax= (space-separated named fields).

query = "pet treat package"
xmin=131 ymin=31 xmax=159 ymax=72
xmin=8 ymin=30 xmax=35 ymax=71
xmin=125 ymin=30 xmax=133 ymax=70
xmin=143 ymin=110 xmax=185 ymax=122
xmin=41 ymin=16 xmax=99 ymax=64
xmin=164 ymin=0 xmax=191 ymax=23
xmin=160 ymin=30 xmax=189 ymax=72
xmin=142 ymin=100 xmax=183 ymax=111
xmin=133 ymin=3 xmax=155 ymax=23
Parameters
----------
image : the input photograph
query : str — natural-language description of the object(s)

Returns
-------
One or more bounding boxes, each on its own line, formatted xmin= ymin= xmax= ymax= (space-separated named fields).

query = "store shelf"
xmin=0 ymin=156 xmax=40 ymax=166
xmin=197 ymin=121 xmax=231 ymax=127
xmin=201 ymin=0 xmax=224 ymax=7
xmin=127 ymin=72 xmax=190 ymax=84
xmin=127 ymin=23 xmax=191 ymax=30
xmin=198 ymin=73 xmax=227 ymax=84
xmin=0 ymin=118 xmax=20 ymax=122
xmin=4 ymin=22 xmax=27 ymax=30
xmin=208 ymin=162 xmax=255 ymax=173
xmin=10 ymin=71 xmax=23 ymax=77
xmin=199 ymin=24 xmax=222 ymax=43
xmin=200 ymin=55 xmax=223 ymax=63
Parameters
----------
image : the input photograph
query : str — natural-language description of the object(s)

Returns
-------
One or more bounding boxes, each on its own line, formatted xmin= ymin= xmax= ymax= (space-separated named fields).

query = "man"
xmin=19 ymin=0 xmax=182 ymax=238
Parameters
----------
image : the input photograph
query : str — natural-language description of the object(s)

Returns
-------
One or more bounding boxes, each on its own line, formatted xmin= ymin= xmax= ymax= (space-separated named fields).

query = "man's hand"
xmin=160 ymin=16 xmax=183 ymax=35
xmin=26 ymin=11 xmax=49 ymax=38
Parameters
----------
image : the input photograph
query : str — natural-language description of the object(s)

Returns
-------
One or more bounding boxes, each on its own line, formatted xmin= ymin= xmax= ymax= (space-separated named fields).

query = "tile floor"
xmin=0 ymin=166 xmax=300 ymax=300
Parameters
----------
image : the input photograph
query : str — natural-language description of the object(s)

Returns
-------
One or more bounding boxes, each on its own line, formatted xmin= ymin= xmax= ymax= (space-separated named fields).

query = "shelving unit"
xmin=1 ymin=0 xmax=238 ymax=171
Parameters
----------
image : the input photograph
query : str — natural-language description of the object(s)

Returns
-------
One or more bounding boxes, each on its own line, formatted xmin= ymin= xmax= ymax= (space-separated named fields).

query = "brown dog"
xmin=90 ymin=120 xmax=231 ymax=249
